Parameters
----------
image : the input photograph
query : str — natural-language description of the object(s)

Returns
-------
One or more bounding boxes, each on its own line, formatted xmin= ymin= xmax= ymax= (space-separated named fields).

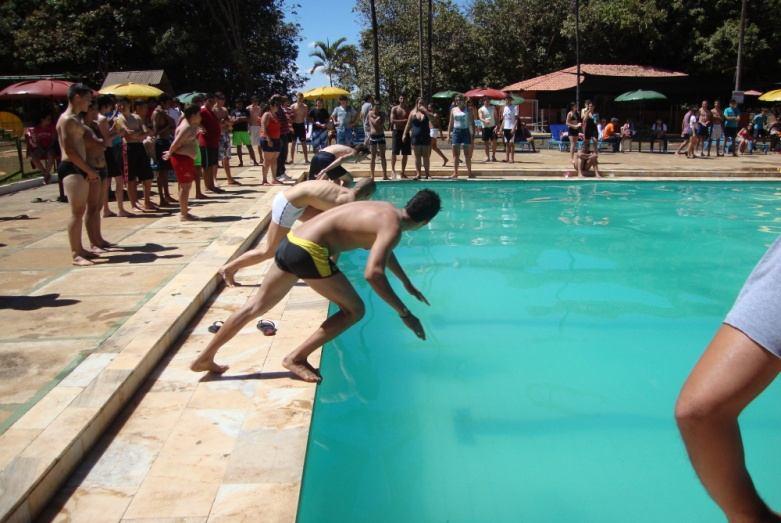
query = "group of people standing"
xmin=677 ymin=101 xmax=779 ymax=157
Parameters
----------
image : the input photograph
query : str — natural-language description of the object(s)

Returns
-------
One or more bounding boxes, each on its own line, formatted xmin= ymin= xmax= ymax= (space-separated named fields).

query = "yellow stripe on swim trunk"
xmin=286 ymin=232 xmax=333 ymax=277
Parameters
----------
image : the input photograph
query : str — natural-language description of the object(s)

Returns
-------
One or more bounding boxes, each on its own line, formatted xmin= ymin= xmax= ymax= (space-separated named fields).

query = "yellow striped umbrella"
xmin=758 ymin=89 xmax=781 ymax=102
xmin=99 ymin=82 xmax=163 ymax=99
xmin=303 ymin=86 xmax=350 ymax=101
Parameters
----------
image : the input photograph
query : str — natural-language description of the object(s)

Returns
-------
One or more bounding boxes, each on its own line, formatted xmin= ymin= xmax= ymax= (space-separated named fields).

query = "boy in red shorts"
xmin=164 ymin=105 xmax=201 ymax=221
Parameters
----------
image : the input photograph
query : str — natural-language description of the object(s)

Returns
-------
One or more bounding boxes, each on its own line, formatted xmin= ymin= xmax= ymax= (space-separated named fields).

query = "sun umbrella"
xmin=0 ymin=79 xmax=78 ymax=99
xmin=465 ymin=88 xmax=507 ymax=100
xmin=758 ymin=89 xmax=781 ymax=102
xmin=99 ymin=82 xmax=163 ymax=99
xmin=614 ymin=89 xmax=667 ymax=102
xmin=490 ymin=95 xmax=525 ymax=106
xmin=176 ymin=92 xmax=207 ymax=103
xmin=432 ymin=90 xmax=462 ymax=99
xmin=743 ymin=89 xmax=763 ymax=97
xmin=303 ymin=86 xmax=350 ymax=101
xmin=0 ymin=112 xmax=24 ymax=138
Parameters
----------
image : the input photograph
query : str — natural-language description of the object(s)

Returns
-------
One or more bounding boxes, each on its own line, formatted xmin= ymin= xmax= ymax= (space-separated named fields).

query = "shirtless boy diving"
xmin=218 ymin=177 xmax=376 ymax=286
xmin=192 ymin=189 xmax=442 ymax=382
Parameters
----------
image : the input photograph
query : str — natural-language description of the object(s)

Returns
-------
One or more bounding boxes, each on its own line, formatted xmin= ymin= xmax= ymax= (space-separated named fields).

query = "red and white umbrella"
xmin=464 ymin=87 xmax=507 ymax=100
xmin=0 ymin=79 xmax=83 ymax=99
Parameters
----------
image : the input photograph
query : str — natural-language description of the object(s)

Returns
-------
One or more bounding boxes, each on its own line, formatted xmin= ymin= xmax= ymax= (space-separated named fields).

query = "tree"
xmin=309 ymin=38 xmax=357 ymax=87
xmin=369 ymin=0 xmax=381 ymax=99
xmin=0 ymin=0 xmax=303 ymax=99
xmin=354 ymin=0 xmax=481 ymax=101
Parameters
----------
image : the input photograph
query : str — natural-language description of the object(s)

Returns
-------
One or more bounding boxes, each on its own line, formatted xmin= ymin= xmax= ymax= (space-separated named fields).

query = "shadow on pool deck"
xmin=0 ymin=294 xmax=80 ymax=311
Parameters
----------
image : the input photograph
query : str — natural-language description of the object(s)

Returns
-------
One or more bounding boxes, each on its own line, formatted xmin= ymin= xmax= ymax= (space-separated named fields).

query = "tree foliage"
xmin=0 ymin=0 xmax=303 ymax=98
xmin=352 ymin=0 xmax=781 ymax=100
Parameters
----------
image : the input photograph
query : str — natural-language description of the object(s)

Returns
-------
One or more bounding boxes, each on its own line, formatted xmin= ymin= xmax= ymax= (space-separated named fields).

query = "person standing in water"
xmin=191 ymin=189 xmax=441 ymax=382
xmin=218 ymin=178 xmax=376 ymax=286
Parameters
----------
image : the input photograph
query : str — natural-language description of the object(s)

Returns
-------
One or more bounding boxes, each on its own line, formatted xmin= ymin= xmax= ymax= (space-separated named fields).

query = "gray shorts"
xmin=724 ymin=235 xmax=781 ymax=358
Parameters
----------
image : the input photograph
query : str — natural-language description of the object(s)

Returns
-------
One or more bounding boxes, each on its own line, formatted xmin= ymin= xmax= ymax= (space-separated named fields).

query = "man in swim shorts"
xmin=367 ymin=99 xmax=388 ymax=180
xmin=307 ymin=143 xmax=370 ymax=184
xmin=391 ymin=95 xmax=411 ymax=178
xmin=218 ymin=177 xmax=376 ymax=286
xmin=191 ymin=189 xmax=441 ymax=382
xmin=676 ymin=236 xmax=781 ymax=522
xmin=290 ymin=92 xmax=309 ymax=164
xmin=164 ymin=104 xmax=202 ymax=221
xmin=56 ymin=83 xmax=101 ymax=266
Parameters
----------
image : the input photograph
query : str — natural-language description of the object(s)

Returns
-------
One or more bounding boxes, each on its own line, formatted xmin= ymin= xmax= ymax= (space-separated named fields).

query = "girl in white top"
xmin=447 ymin=95 xmax=474 ymax=178
xmin=501 ymin=96 xmax=518 ymax=163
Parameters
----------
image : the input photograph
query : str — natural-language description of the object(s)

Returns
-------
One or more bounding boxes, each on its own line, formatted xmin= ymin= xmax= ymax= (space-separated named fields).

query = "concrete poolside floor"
xmin=40 ymin=255 xmax=326 ymax=522
xmin=0 ymin=164 xmax=270 ymax=435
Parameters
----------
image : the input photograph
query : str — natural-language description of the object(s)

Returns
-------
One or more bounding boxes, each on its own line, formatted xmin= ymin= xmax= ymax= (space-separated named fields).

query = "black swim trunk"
xmin=481 ymin=126 xmax=496 ymax=141
xmin=96 ymin=166 xmax=108 ymax=179
xmin=105 ymin=144 xmax=123 ymax=177
xmin=392 ymin=129 xmax=411 ymax=156
xmin=200 ymin=146 xmax=219 ymax=167
xmin=567 ymin=126 xmax=580 ymax=137
xmin=308 ymin=151 xmax=348 ymax=181
xmin=292 ymin=123 xmax=307 ymax=142
xmin=370 ymin=133 xmax=386 ymax=146
xmin=260 ymin=138 xmax=281 ymax=153
xmin=584 ymin=127 xmax=598 ymax=140
xmin=503 ymin=129 xmax=514 ymax=142
xmin=57 ymin=160 xmax=86 ymax=181
xmin=275 ymin=233 xmax=340 ymax=279
xmin=155 ymin=137 xmax=172 ymax=171
xmin=126 ymin=142 xmax=153 ymax=182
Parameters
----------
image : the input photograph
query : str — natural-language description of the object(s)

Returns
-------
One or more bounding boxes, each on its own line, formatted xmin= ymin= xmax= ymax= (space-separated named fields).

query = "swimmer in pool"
xmin=191 ymin=189 xmax=441 ymax=382
xmin=218 ymin=178 xmax=376 ymax=286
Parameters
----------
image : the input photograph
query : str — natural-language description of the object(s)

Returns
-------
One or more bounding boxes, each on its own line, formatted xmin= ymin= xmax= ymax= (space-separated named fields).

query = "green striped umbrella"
xmin=176 ymin=92 xmax=207 ymax=103
xmin=432 ymin=90 xmax=463 ymax=99
xmin=614 ymin=90 xmax=667 ymax=102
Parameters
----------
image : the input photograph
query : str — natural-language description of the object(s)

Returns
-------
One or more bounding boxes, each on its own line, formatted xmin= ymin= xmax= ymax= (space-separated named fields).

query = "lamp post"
xmin=735 ymin=0 xmax=747 ymax=93
xmin=575 ymin=0 xmax=581 ymax=110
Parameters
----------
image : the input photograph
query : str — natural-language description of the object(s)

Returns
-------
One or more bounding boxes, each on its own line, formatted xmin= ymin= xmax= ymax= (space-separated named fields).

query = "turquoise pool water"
xmin=297 ymin=181 xmax=781 ymax=523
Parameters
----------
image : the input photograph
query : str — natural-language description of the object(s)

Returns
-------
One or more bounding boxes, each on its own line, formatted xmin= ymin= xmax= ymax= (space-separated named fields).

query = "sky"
xmin=292 ymin=0 xmax=469 ymax=92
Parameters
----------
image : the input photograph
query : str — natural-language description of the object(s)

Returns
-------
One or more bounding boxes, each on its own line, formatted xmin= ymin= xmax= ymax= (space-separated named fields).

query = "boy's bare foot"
xmin=91 ymin=246 xmax=108 ymax=254
xmin=442 ymin=159 xmax=448 ymax=166
xmin=219 ymin=265 xmax=238 ymax=287
xmin=118 ymin=210 xmax=133 ymax=218
xmin=190 ymin=358 xmax=229 ymax=374
xmin=180 ymin=213 xmax=199 ymax=222
xmin=195 ymin=192 xmax=208 ymax=199
xmin=283 ymin=356 xmax=321 ymax=383
xmin=72 ymin=255 xmax=94 ymax=266
xmin=78 ymin=249 xmax=99 ymax=259
xmin=102 ymin=210 xmax=117 ymax=218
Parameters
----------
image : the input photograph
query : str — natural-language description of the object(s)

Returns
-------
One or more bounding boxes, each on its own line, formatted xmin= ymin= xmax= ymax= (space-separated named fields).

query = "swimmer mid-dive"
xmin=219 ymin=178 xmax=376 ymax=286
xmin=191 ymin=189 xmax=441 ymax=382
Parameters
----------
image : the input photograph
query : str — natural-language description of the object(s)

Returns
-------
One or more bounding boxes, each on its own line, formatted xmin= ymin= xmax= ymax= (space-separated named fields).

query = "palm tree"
xmin=309 ymin=37 xmax=350 ymax=87
xmin=418 ymin=0 xmax=424 ymax=99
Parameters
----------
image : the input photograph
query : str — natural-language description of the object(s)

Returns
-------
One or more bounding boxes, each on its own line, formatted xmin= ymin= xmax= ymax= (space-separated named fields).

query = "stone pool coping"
xmin=0 ymin=187 xmax=283 ymax=523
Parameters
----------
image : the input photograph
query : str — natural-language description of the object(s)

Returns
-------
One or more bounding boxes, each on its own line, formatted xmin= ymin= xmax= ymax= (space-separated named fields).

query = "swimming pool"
xmin=297 ymin=181 xmax=781 ymax=523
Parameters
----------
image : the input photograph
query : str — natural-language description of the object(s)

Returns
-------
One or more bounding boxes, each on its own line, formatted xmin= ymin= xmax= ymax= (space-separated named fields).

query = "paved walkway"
xmin=41 ymin=248 xmax=326 ymax=522
xmin=0 ymin=164 xmax=268 ymax=434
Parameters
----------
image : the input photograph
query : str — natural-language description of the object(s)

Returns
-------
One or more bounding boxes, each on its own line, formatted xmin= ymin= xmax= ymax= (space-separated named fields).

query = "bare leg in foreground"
xmin=676 ymin=324 xmax=781 ymax=523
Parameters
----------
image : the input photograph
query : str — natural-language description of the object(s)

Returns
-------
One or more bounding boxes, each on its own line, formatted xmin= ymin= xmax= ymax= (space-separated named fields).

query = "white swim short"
xmin=249 ymin=125 xmax=261 ymax=147
xmin=430 ymin=128 xmax=440 ymax=139
xmin=271 ymin=192 xmax=305 ymax=228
